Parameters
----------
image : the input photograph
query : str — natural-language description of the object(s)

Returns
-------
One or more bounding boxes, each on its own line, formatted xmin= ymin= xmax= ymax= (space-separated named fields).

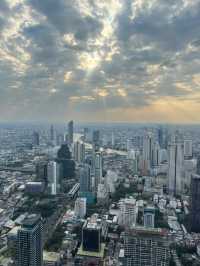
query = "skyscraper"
xmin=184 ymin=139 xmax=193 ymax=159
xmin=80 ymin=164 xmax=91 ymax=192
xmin=68 ymin=120 xmax=73 ymax=146
xmin=190 ymin=174 xmax=200 ymax=232
xmin=73 ymin=142 xmax=85 ymax=163
xmin=47 ymin=161 xmax=60 ymax=195
xmin=33 ymin=131 xmax=40 ymax=146
xmin=122 ymin=227 xmax=169 ymax=266
xmin=50 ymin=124 xmax=55 ymax=142
xmin=17 ymin=214 xmax=43 ymax=266
xmin=143 ymin=133 xmax=154 ymax=171
xmin=92 ymin=130 xmax=100 ymax=151
xmin=168 ymin=141 xmax=183 ymax=196
xmin=94 ymin=152 xmax=103 ymax=191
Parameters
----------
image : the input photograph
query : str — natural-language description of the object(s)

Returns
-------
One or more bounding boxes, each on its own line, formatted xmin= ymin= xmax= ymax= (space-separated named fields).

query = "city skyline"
xmin=1 ymin=1 xmax=200 ymax=123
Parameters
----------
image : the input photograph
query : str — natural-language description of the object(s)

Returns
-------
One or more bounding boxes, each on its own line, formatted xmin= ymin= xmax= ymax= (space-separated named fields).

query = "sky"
xmin=1 ymin=0 xmax=200 ymax=123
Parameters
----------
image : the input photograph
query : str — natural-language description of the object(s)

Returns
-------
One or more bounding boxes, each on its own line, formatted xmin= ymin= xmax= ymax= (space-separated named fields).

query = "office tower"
xmin=126 ymin=139 xmax=132 ymax=151
xmin=119 ymin=198 xmax=138 ymax=228
xmin=92 ymin=130 xmax=100 ymax=151
xmin=190 ymin=174 xmax=200 ymax=232
xmin=152 ymin=142 xmax=160 ymax=167
xmin=33 ymin=131 xmax=39 ymax=146
xmin=158 ymin=127 xmax=163 ymax=148
xmin=57 ymin=144 xmax=75 ymax=178
xmin=74 ymin=198 xmax=86 ymax=219
xmin=197 ymin=155 xmax=200 ymax=175
xmin=50 ymin=124 xmax=55 ymax=142
xmin=144 ymin=206 xmax=155 ymax=228
xmin=47 ymin=161 xmax=60 ymax=195
xmin=111 ymin=132 xmax=115 ymax=148
xmin=80 ymin=164 xmax=91 ymax=192
xmin=143 ymin=133 xmax=154 ymax=171
xmin=94 ymin=152 xmax=103 ymax=191
xmin=84 ymin=127 xmax=90 ymax=142
xmin=82 ymin=216 xmax=101 ymax=252
xmin=35 ymin=161 xmax=48 ymax=183
xmin=184 ymin=139 xmax=193 ymax=159
xmin=17 ymin=214 xmax=43 ymax=266
xmin=68 ymin=120 xmax=73 ymax=145
xmin=73 ymin=142 xmax=85 ymax=163
xmin=168 ymin=141 xmax=183 ymax=196
xmin=122 ymin=227 xmax=169 ymax=266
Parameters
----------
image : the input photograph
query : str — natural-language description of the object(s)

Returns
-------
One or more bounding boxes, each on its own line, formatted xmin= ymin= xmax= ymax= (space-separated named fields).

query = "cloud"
xmin=0 ymin=0 xmax=200 ymax=122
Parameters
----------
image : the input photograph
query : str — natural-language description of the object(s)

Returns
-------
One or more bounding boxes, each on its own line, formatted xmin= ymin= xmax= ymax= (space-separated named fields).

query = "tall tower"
xmin=190 ymin=174 xmax=200 ymax=232
xmin=73 ymin=142 xmax=85 ymax=163
xmin=94 ymin=152 xmax=103 ymax=191
xmin=33 ymin=131 xmax=40 ymax=146
xmin=168 ymin=141 xmax=183 ymax=196
xmin=80 ymin=164 xmax=91 ymax=192
xmin=184 ymin=139 xmax=193 ymax=159
xmin=47 ymin=161 xmax=60 ymax=195
xmin=17 ymin=214 xmax=43 ymax=266
xmin=50 ymin=124 xmax=55 ymax=142
xmin=68 ymin=120 xmax=74 ymax=146
xmin=143 ymin=133 xmax=154 ymax=171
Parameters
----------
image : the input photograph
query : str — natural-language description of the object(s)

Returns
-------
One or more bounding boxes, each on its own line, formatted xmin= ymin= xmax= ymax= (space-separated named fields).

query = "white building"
xmin=94 ymin=152 xmax=103 ymax=191
xmin=119 ymin=198 xmax=138 ymax=228
xmin=74 ymin=198 xmax=86 ymax=219
xmin=47 ymin=161 xmax=60 ymax=195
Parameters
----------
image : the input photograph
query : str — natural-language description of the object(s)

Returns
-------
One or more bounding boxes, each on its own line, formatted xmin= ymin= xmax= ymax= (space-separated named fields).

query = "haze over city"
xmin=1 ymin=0 xmax=200 ymax=122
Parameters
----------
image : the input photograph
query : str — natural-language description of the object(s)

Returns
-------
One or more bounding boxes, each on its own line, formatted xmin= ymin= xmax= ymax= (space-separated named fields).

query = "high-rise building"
xmin=50 ymin=124 xmax=55 ymax=142
xmin=94 ymin=152 xmax=103 ymax=191
xmin=33 ymin=131 xmax=40 ymax=146
xmin=168 ymin=141 xmax=183 ymax=196
xmin=119 ymin=198 xmax=138 ymax=228
xmin=184 ymin=139 xmax=193 ymax=159
xmin=152 ymin=142 xmax=160 ymax=167
xmin=47 ymin=161 xmax=60 ymax=195
xmin=92 ymin=130 xmax=100 ymax=151
xmin=73 ymin=142 xmax=85 ymax=163
xmin=35 ymin=161 xmax=48 ymax=183
xmin=80 ymin=164 xmax=91 ymax=192
xmin=197 ymin=155 xmax=200 ymax=175
xmin=68 ymin=120 xmax=74 ymax=145
xmin=144 ymin=206 xmax=155 ymax=228
xmin=122 ymin=227 xmax=169 ymax=266
xmin=17 ymin=214 xmax=43 ymax=266
xmin=143 ymin=133 xmax=154 ymax=171
xmin=111 ymin=132 xmax=115 ymax=148
xmin=190 ymin=174 xmax=200 ymax=232
xmin=74 ymin=198 xmax=87 ymax=219
xmin=158 ymin=127 xmax=164 ymax=148
xmin=82 ymin=216 xmax=101 ymax=252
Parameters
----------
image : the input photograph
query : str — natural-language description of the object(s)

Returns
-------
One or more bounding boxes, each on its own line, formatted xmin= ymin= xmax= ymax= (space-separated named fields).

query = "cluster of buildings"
xmin=2 ymin=123 xmax=200 ymax=265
